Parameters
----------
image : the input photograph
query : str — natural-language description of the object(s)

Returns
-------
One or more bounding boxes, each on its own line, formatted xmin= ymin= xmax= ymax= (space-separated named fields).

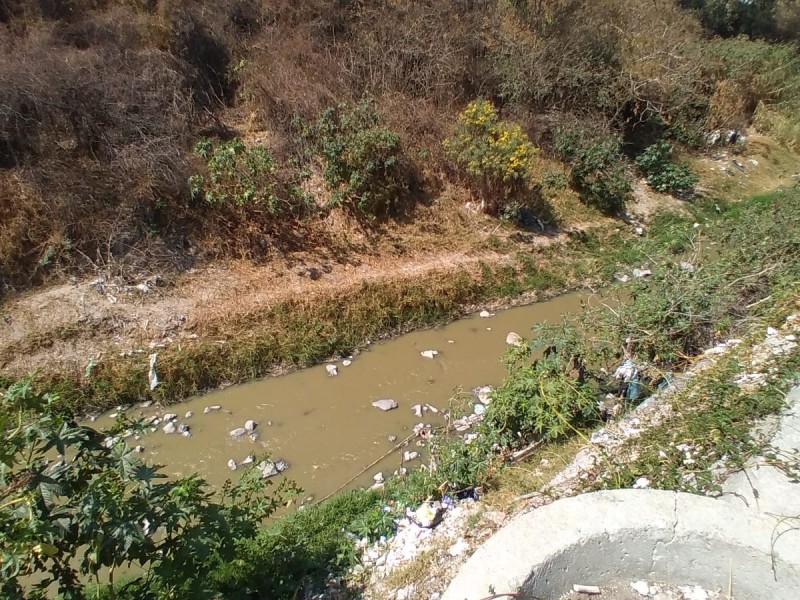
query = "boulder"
xmin=244 ymin=419 xmax=257 ymax=432
xmin=229 ymin=427 xmax=247 ymax=438
xmin=258 ymin=458 xmax=289 ymax=479
xmin=372 ymin=398 xmax=398 ymax=411
xmin=162 ymin=422 xmax=177 ymax=434
xmin=325 ymin=364 xmax=338 ymax=377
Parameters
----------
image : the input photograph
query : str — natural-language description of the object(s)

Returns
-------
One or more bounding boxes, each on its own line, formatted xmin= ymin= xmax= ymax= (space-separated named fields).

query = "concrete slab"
xmin=441 ymin=489 xmax=800 ymax=600
xmin=720 ymin=385 xmax=800 ymax=515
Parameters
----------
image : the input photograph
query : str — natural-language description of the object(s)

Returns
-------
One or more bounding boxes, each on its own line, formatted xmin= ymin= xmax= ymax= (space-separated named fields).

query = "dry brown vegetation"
xmin=0 ymin=0 xmax=798 ymax=296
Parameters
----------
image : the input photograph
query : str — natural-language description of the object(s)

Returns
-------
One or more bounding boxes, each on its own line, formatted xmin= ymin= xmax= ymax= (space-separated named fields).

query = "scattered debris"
xmin=185 ymin=411 xmax=193 ymax=419
xmin=420 ymin=350 xmax=439 ymax=359
xmin=373 ymin=472 xmax=385 ymax=484
xmin=343 ymin=359 xmax=353 ymax=367
xmin=410 ymin=501 xmax=444 ymax=528
xmin=228 ymin=459 xmax=237 ymax=471
xmin=163 ymin=413 xmax=177 ymax=422
xmin=631 ymin=580 xmax=650 ymax=596
xmin=572 ymin=584 xmax=601 ymax=595
xmin=148 ymin=353 xmax=159 ymax=391
xmin=403 ymin=451 xmax=419 ymax=462
xmin=632 ymin=268 xmax=652 ymax=278
xmin=411 ymin=404 xmax=423 ymax=417
xmin=479 ymin=310 xmax=494 ymax=318
xmin=633 ymin=477 xmax=651 ymax=489
xmin=204 ymin=405 xmax=222 ymax=413
xmin=326 ymin=364 xmax=339 ymax=377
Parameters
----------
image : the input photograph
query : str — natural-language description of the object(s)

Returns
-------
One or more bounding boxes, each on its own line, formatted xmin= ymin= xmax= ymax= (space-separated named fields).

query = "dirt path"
xmin=0 ymin=246 xmax=528 ymax=376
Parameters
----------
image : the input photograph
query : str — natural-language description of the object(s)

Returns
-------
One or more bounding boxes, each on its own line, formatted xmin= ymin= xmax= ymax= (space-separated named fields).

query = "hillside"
xmin=1 ymin=0 xmax=799 ymax=296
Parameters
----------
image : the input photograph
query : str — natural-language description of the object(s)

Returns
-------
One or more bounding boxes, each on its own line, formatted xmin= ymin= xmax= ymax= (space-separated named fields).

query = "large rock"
xmin=244 ymin=419 xmax=257 ymax=432
xmin=162 ymin=422 xmax=177 ymax=434
xmin=258 ymin=458 xmax=289 ymax=479
xmin=372 ymin=398 xmax=398 ymax=411
xmin=506 ymin=332 xmax=524 ymax=347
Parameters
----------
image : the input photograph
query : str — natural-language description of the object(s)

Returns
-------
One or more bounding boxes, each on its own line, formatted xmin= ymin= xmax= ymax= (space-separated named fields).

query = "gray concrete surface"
xmin=441 ymin=489 xmax=800 ymax=600
xmin=719 ymin=385 xmax=800 ymax=515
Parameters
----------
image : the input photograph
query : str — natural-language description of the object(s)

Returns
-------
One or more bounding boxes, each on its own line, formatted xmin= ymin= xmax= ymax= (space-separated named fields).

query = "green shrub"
xmin=555 ymin=130 xmax=632 ymax=214
xmin=482 ymin=338 xmax=598 ymax=449
xmin=634 ymin=141 xmax=698 ymax=194
xmin=0 ymin=378 xmax=295 ymax=599
xmin=209 ymin=490 xmax=389 ymax=599
xmin=444 ymin=99 xmax=539 ymax=215
xmin=301 ymin=100 xmax=408 ymax=215
xmin=189 ymin=138 xmax=280 ymax=211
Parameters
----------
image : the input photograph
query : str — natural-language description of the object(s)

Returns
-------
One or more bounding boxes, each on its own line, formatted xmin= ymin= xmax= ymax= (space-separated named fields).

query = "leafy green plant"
xmin=555 ymin=130 xmax=632 ymax=214
xmin=189 ymin=138 xmax=280 ymax=211
xmin=0 ymin=378 xmax=294 ymax=599
xmin=482 ymin=336 xmax=598 ymax=450
xmin=634 ymin=141 xmax=698 ymax=194
xmin=299 ymin=100 xmax=407 ymax=215
xmin=444 ymin=99 xmax=539 ymax=215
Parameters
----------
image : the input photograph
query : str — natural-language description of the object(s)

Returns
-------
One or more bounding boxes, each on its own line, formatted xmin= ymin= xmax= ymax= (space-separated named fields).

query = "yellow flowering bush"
xmin=444 ymin=100 xmax=538 ymax=214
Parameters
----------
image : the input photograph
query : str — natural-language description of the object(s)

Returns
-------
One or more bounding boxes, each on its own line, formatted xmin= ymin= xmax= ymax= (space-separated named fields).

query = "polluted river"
xmin=90 ymin=291 xmax=596 ymax=503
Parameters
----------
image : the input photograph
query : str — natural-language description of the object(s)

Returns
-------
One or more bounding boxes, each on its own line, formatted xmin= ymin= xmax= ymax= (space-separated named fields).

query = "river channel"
xmin=94 ymin=291 xmax=596 ymax=501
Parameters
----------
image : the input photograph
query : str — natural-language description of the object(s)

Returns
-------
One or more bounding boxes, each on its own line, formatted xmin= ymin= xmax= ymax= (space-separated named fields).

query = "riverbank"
xmin=2 ymin=135 xmax=796 ymax=415
xmin=183 ymin=185 xmax=800 ymax=599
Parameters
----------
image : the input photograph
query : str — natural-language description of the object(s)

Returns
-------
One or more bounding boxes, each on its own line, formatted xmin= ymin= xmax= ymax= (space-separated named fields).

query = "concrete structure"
xmin=441 ymin=489 xmax=800 ymax=600
xmin=443 ymin=385 xmax=800 ymax=600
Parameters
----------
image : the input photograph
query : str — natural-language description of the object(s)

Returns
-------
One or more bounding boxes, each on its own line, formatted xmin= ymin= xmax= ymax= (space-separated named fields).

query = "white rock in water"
xmin=373 ymin=472 xmax=385 ymax=484
xmin=325 ymin=364 xmax=338 ymax=376
xmin=204 ymin=405 xmax=221 ymax=414
xmin=424 ymin=403 xmax=439 ymax=414
xmin=411 ymin=404 xmax=423 ymax=418
xmin=342 ymin=359 xmax=352 ymax=367
xmin=403 ymin=451 xmax=419 ymax=462
xmin=372 ymin=399 xmax=398 ymax=411
xmin=242 ymin=454 xmax=255 ymax=465
xmin=163 ymin=413 xmax=177 ymax=422
xmin=506 ymin=332 xmax=524 ymax=347
xmin=227 ymin=459 xmax=237 ymax=471
xmin=420 ymin=350 xmax=439 ymax=359
xmin=185 ymin=411 xmax=193 ymax=419
xmin=630 ymin=580 xmax=650 ymax=597
xmin=244 ymin=419 xmax=257 ymax=432
xmin=162 ymin=422 xmax=177 ymax=434
xmin=479 ymin=310 xmax=494 ymax=318
xmin=181 ymin=431 xmax=192 ymax=438
xmin=229 ymin=427 xmax=247 ymax=438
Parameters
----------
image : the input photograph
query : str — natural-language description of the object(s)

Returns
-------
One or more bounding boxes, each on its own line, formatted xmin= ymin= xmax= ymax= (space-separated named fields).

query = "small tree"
xmin=189 ymin=138 xmax=280 ymax=212
xmin=555 ymin=129 xmax=632 ymax=214
xmin=444 ymin=99 xmax=539 ymax=215
xmin=300 ymin=100 xmax=408 ymax=216
xmin=0 ymin=379 xmax=294 ymax=599
xmin=635 ymin=141 xmax=698 ymax=194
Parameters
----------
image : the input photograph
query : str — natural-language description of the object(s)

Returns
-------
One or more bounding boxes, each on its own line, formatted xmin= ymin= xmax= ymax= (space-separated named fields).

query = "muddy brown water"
xmin=91 ymin=292 xmax=596 ymax=502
